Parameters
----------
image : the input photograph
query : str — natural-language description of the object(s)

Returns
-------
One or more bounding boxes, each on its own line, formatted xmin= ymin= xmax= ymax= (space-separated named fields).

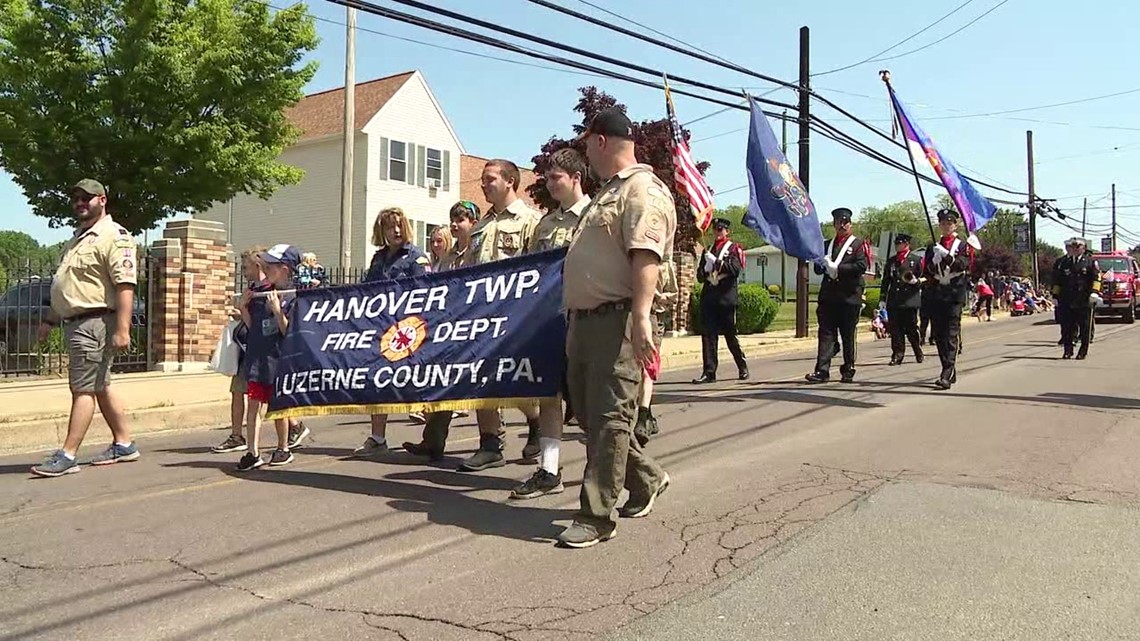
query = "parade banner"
xmin=265 ymin=248 xmax=568 ymax=419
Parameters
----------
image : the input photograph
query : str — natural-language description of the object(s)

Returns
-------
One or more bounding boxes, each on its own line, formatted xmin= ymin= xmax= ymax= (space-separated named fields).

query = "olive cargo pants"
xmin=567 ymin=304 xmax=665 ymax=530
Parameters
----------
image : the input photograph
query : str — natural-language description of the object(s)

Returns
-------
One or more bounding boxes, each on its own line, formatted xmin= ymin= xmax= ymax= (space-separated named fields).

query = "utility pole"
xmin=795 ymin=26 xmax=810 ymax=338
xmin=1112 ymin=183 xmax=1117 ymax=251
xmin=1081 ymin=197 xmax=1087 ymax=237
xmin=1027 ymin=130 xmax=1037 ymax=286
xmin=780 ymin=108 xmax=788 ymax=303
xmin=340 ymin=6 xmax=357 ymax=270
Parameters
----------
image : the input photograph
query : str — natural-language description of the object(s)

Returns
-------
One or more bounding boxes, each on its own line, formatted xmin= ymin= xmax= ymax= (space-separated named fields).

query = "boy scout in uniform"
xmin=32 ymin=179 xmax=140 ymax=477
xmin=558 ymin=107 xmax=672 ymax=549
xmin=511 ymin=147 xmax=591 ymax=500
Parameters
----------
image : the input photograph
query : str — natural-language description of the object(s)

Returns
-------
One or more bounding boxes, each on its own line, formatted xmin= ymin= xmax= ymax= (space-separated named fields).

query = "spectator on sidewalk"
xmin=32 ymin=179 xmax=140 ymax=477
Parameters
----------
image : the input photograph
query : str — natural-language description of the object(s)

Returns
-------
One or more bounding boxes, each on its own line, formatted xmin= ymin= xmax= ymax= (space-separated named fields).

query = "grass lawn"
xmin=768 ymin=301 xmax=818 ymax=332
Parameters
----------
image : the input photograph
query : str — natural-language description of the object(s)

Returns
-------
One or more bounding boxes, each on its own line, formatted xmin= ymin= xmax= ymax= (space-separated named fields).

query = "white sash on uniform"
xmin=705 ymin=240 xmax=735 ymax=286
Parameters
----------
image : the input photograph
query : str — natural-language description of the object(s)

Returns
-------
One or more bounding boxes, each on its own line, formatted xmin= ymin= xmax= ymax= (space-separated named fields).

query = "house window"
xmin=426 ymin=148 xmax=443 ymax=183
xmin=389 ymin=140 xmax=407 ymax=182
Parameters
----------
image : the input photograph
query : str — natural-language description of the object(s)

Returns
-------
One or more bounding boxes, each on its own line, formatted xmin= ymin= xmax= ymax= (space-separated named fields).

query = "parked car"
xmin=0 ymin=276 xmax=146 ymax=356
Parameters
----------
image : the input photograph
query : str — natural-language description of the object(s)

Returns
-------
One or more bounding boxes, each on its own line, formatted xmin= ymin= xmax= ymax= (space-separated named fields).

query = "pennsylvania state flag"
xmin=742 ymin=97 xmax=825 ymax=262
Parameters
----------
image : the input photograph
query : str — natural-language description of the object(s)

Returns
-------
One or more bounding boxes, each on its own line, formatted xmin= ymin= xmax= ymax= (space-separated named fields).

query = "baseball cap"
xmin=260 ymin=244 xmax=302 ymax=270
xmin=578 ymin=107 xmax=634 ymax=141
xmin=70 ymin=179 xmax=106 ymax=196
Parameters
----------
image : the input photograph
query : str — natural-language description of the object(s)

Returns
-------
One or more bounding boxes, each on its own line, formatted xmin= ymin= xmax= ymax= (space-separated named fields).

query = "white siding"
xmin=362 ymin=71 xmax=463 ymax=264
xmin=197 ymin=134 xmax=370 ymax=269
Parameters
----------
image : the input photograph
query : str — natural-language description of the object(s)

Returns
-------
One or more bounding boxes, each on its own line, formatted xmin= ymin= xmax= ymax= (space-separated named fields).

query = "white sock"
xmin=114 ymin=441 xmax=132 ymax=448
xmin=61 ymin=451 xmax=76 ymax=461
xmin=369 ymin=435 xmax=387 ymax=446
xmin=540 ymin=437 xmax=560 ymax=475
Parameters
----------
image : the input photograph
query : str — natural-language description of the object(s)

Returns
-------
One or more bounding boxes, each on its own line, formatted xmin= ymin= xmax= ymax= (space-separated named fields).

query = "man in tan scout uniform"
xmin=510 ymin=147 xmax=592 ymax=500
xmin=458 ymin=159 xmax=543 ymax=472
xmin=31 ymin=179 xmax=140 ymax=477
xmin=557 ymin=108 xmax=673 ymax=548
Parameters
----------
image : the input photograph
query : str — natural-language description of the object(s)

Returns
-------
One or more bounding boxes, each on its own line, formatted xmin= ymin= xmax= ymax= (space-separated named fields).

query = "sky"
xmin=4 ymin=0 xmax=1140 ymax=251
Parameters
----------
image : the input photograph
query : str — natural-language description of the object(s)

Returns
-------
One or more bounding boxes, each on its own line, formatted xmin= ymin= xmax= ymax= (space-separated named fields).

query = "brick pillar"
xmin=149 ymin=220 xmax=235 ymax=372
xmin=670 ymin=251 xmax=697 ymax=336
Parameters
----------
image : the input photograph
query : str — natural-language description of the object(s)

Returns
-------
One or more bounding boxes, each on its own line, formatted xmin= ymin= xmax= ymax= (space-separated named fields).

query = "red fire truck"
xmin=1090 ymin=250 xmax=1140 ymax=324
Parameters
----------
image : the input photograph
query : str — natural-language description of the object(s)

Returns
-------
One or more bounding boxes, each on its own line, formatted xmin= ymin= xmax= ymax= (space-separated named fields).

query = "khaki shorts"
xmin=64 ymin=313 xmax=114 ymax=393
xmin=230 ymin=370 xmax=248 ymax=395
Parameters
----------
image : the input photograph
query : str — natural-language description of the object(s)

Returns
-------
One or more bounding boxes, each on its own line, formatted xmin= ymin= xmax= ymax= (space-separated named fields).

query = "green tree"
xmin=0 ymin=0 xmax=319 ymax=233
xmin=854 ymin=200 xmax=931 ymax=246
xmin=0 ymin=230 xmax=41 ymax=271
xmin=697 ymin=205 xmax=765 ymax=251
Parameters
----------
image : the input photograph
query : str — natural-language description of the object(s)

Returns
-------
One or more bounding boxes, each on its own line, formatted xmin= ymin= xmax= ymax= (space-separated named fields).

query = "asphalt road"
xmin=2 ymin=314 xmax=1139 ymax=641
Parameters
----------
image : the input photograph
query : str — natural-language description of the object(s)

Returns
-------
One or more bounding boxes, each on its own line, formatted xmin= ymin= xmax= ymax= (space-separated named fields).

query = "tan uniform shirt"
xmin=436 ymin=242 xmax=473 ymax=272
xmin=563 ymin=164 xmax=677 ymax=311
xmin=50 ymin=214 xmax=138 ymax=319
xmin=470 ymin=198 xmax=540 ymax=264
xmin=529 ymin=195 xmax=589 ymax=253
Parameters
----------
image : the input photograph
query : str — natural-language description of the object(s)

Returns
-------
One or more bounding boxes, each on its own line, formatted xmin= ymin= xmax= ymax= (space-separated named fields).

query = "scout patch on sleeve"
xmin=644 ymin=210 xmax=665 ymax=244
xmin=114 ymin=237 xmax=134 ymax=249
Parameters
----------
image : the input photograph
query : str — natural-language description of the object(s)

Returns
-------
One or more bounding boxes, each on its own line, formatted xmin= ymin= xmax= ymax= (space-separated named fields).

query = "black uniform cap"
xmin=894 ymin=233 xmax=912 ymax=244
xmin=936 ymin=208 xmax=960 ymax=222
xmin=831 ymin=207 xmax=853 ymax=224
xmin=712 ymin=217 xmax=731 ymax=230
xmin=579 ymin=107 xmax=634 ymax=141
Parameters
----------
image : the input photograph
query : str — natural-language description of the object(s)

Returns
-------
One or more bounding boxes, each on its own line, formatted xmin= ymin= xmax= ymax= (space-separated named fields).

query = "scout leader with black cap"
xmin=1051 ymin=237 xmax=1101 ymax=360
xmin=923 ymin=208 xmax=975 ymax=390
xmin=806 ymin=207 xmax=869 ymax=384
xmin=881 ymin=232 xmax=925 ymax=366
xmin=32 ymin=179 xmax=140 ymax=477
xmin=692 ymin=217 xmax=748 ymax=384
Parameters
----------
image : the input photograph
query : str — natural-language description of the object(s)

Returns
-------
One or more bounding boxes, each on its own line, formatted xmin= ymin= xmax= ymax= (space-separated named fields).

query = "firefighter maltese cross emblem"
xmin=379 ymin=316 xmax=428 ymax=362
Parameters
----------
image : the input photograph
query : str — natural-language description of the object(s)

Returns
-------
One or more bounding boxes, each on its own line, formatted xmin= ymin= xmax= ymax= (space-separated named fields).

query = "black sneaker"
xmin=212 ymin=434 xmax=247 ymax=453
xmin=510 ymin=469 xmax=564 ymax=500
xmin=269 ymin=449 xmax=294 ymax=466
xmin=618 ymin=472 xmax=671 ymax=519
xmin=287 ymin=422 xmax=310 ymax=449
xmin=236 ymin=452 xmax=264 ymax=472
xmin=459 ymin=449 xmax=505 ymax=472
xmin=840 ymin=372 xmax=855 ymax=383
xmin=804 ymin=372 xmax=829 ymax=384
xmin=402 ymin=441 xmax=445 ymax=461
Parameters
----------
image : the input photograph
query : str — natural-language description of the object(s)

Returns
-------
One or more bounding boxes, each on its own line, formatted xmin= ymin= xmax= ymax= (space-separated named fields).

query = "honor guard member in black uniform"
xmin=692 ymin=217 xmax=749 ymax=383
xmin=1051 ymin=237 xmax=1101 ymax=360
xmin=806 ymin=208 xmax=868 ymax=384
xmin=923 ymin=208 xmax=974 ymax=390
xmin=881 ymin=233 xmax=925 ymax=365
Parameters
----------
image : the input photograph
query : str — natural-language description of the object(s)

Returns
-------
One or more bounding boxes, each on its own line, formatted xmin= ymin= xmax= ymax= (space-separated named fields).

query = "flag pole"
xmin=880 ymin=70 xmax=937 ymax=245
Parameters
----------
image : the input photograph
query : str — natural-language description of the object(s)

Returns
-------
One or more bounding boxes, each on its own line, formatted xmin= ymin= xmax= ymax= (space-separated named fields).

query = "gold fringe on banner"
xmin=264 ymin=396 xmax=549 ymax=421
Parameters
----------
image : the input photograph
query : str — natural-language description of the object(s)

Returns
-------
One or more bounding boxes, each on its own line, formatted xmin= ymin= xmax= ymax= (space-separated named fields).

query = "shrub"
xmin=862 ymin=286 xmax=882 ymax=318
xmin=689 ymin=283 xmax=779 ymax=334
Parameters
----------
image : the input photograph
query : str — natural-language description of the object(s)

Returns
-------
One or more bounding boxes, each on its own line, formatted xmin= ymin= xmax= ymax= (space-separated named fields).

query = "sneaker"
xmin=89 ymin=442 xmax=141 ymax=466
xmin=269 ymin=448 xmax=294 ymax=466
xmin=511 ymin=469 xmax=564 ymax=500
xmin=458 ymin=449 xmax=505 ymax=472
xmin=287 ymin=422 xmax=310 ymax=449
xmin=402 ymin=441 xmax=444 ymax=461
xmin=351 ymin=437 xmax=389 ymax=458
xmin=408 ymin=412 xmax=427 ymax=425
xmin=804 ymin=372 xmax=829 ymax=384
xmin=236 ymin=452 xmax=265 ymax=472
xmin=618 ymin=472 xmax=671 ymax=519
xmin=556 ymin=522 xmax=617 ymax=549
xmin=30 ymin=450 xmax=80 ymax=478
xmin=212 ymin=434 xmax=247 ymax=453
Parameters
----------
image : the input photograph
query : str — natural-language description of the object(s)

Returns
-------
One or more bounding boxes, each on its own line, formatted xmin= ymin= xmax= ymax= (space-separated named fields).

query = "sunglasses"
xmin=457 ymin=200 xmax=480 ymax=218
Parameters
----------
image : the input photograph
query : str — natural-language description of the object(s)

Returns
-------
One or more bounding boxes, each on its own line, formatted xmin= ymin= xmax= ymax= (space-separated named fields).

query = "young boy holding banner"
xmin=235 ymin=244 xmax=302 ymax=472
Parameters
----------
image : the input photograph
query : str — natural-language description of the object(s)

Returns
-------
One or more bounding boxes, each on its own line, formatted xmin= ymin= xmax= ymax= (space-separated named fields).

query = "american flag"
xmin=664 ymin=75 xmax=715 ymax=231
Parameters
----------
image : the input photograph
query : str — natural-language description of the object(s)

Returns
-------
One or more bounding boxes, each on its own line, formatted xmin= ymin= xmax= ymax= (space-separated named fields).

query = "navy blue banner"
xmin=266 ymin=248 xmax=567 ymax=419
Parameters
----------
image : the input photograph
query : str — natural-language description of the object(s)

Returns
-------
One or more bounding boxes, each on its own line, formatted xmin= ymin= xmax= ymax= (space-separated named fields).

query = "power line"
xmin=920 ymin=86 xmax=1140 ymax=121
xmin=813 ymin=0 xmax=979 ymax=76
xmin=388 ymin=0 xmax=796 ymax=109
xmin=269 ymin=2 xmax=609 ymax=80
xmin=573 ymin=0 xmax=739 ymax=68
xmin=870 ymin=0 xmax=1014 ymax=64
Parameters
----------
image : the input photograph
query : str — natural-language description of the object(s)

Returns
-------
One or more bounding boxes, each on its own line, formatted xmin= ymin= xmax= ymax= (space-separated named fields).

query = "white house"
xmin=196 ymin=70 xmax=537 ymax=269
xmin=741 ymin=234 xmax=891 ymax=292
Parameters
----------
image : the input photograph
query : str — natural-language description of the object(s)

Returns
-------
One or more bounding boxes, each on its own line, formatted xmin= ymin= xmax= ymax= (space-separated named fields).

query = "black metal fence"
xmin=0 ymin=253 xmax=151 ymax=378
